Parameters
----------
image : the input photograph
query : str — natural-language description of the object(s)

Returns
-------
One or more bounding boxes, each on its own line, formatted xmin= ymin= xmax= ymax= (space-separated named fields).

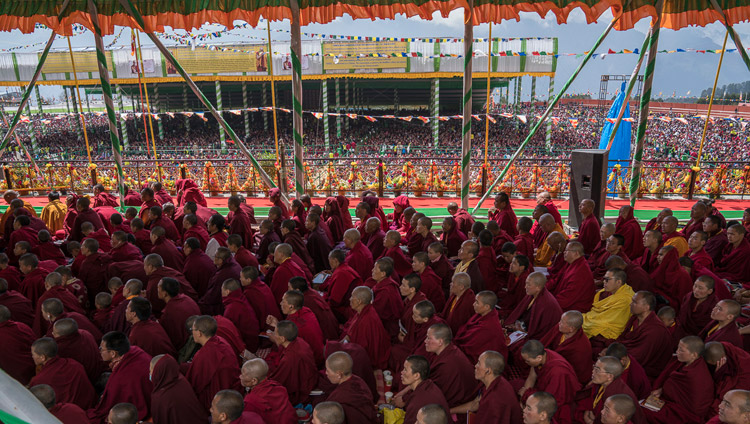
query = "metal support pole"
xmin=154 ymin=84 xmax=164 ymax=141
xmin=335 ymin=79 xmax=342 ymax=138
xmin=242 ymin=81 xmax=250 ymax=138
xmin=290 ymin=0 xmax=305 ymax=195
xmin=215 ymin=80 xmax=226 ymax=150
xmin=183 ymin=85 xmax=190 ymax=132
xmin=262 ymin=83 xmax=268 ymax=132
xmin=322 ymin=79 xmax=330 ymax=150
xmin=432 ymin=78 xmax=440 ymax=148
xmin=460 ymin=0 xmax=474 ymax=209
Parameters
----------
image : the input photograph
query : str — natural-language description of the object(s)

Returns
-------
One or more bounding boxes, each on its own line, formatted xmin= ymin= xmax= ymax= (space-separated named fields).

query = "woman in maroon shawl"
xmin=176 ymin=179 xmax=207 ymax=207
xmin=151 ymin=354 xmax=208 ymax=423
xmin=650 ymin=246 xmax=693 ymax=312
xmin=290 ymin=200 xmax=308 ymax=237
xmin=336 ymin=195 xmax=354 ymax=229
xmin=389 ymin=195 xmax=410 ymax=231
xmin=361 ymin=193 xmax=387 ymax=231
xmin=324 ymin=198 xmax=346 ymax=244
xmin=269 ymin=188 xmax=290 ymax=219
xmin=440 ymin=216 xmax=467 ymax=258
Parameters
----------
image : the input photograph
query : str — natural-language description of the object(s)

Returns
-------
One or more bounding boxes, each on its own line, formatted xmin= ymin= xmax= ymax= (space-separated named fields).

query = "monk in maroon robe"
xmin=441 ymin=216 xmax=468 ymax=258
xmin=267 ymin=322 xmax=318 ymax=405
xmin=698 ymin=300 xmax=743 ymax=348
xmin=34 ymin=276 xmax=86 ymax=336
xmin=344 ymin=229 xmax=374 ymax=282
xmin=269 ymin=244 xmax=307 ymax=303
xmin=126 ymin=297 xmax=177 ymax=357
xmin=614 ymin=291 xmax=674 ymax=379
xmin=440 ymin=273 xmax=476 ymax=336
xmin=643 ymin=336 xmax=714 ymax=424
xmin=86 ymin=333 xmax=153 ymax=424
xmin=183 ymin=215 xmax=210 ymax=250
xmin=282 ymin=221 xmax=315 ymax=274
xmin=324 ymin=351 xmax=378 ymax=424
xmin=131 ymin=221 xmax=154 ymax=255
xmin=289 ymin=277 xmax=340 ymax=341
xmin=145 ymin=256 xmax=199 ymax=316
xmin=423 ymin=323 xmax=480 ymax=408
xmin=269 ymin=188 xmax=290 ymax=219
xmin=156 ymin=278 xmax=201 ymax=350
xmin=498 ymin=256 xmax=532 ymax=317
xmin=0 ymin=283 xmax=33 ymax=327
xmin=716 ymin=225 xmax=750 ymax=284
xmin=615 ymin=206 xmax=644 ymax=260
xmin=0 ymin=307 xmax=36 ymax=385
xmin=110 ymin=233 xmax=143 ymax=262
xmin=391 ymin=300 xmax=444 ymax=371
xmin=367 ymin=258 xmax=404 ymax=338
xmin=182 ymin=239 xmax=216 ymax=297
xmin=476 ymin=234 xmax=500 ymax=293
xmin=365 ymin=221 xmax=387 ymax=260
xmin=506 ymin=272 xmax=563 ymax=341
xmin=185 ymin=316 xmax=242 ymax=411
xmin=519 ymin=342 xmax=581 ymax=424
xmin=200 ymin=250 xmax=242 ymax=316
xmin=70 ymin=198 xmax=105 ymax=242
xmin=398 ymin=356 xmax=452 ymax=424
xmin=323 ymin=197 xmax=346 ymax=243
xmin=703 ymin=341 xmax=750 ymax=418
xmin=576 ymin=199 xmax=601 ymax=255
xmin=676 ymin=276 xmax=718 ymax=338
xmin=341 ymin=286 xmax=391 ymax=369
xmin=428 ymin=243 xmax=454 ymax=294
xmin=92 ymin=185 xmax=120 ymax=208
xmin=703 ymin=215 xmax=728 ymax=265
xmin=228 ymin=196 xmax=255 ymax=250
xmin=574 ymin=357 xmax=645 ymax=424
xmin=447 ymin=202 xmax=475 ymax=237
xmin=390 ymin=195 xmax=411 ymax=231
xmin=488 ymin=193 xmax=518 ymax=238
xmin=150 ymin=229 xmax=184 ymax=270
xmin=150 ymin=354 xmax=208 ymax=423
xmin=19 ymin=254 xmax=52 ymax=307
xmin=320 ymin=249 xmax=361 ymax=321
xmin=47 ymin=402 xmax=90 ymax=424
xmin=649 ymin=246 xmax=693 ymax=312
xmin=412 ymin=253 xmax=446 ymax=312
xmin=51 ymin=319 xmax=107 ymax=383
xmin=540 ymin=311 xmax=593 ymax=386
xmin=550 ymin=242 xmax=595 ymax=312
xmin=29 ymin=339 xmax=96 ymax=409
xmin=454 ymin=291 xmax=508 ymax=363
xmin=221 ymin=280 xmax=260 ymax=353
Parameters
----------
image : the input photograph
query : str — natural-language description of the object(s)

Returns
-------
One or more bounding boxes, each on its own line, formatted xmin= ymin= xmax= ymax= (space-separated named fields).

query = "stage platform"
xmin=9 ymin=196 xmax=748 ymax=222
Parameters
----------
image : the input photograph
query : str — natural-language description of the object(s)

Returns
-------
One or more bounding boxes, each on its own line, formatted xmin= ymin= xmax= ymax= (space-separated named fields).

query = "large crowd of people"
xmin=1 ymin=182 xmax=750 ymax=424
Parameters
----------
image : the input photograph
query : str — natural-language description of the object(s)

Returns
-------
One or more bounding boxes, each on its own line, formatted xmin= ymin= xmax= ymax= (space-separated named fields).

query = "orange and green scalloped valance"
xmin=0 ymin=0 xmax=748 ymax=35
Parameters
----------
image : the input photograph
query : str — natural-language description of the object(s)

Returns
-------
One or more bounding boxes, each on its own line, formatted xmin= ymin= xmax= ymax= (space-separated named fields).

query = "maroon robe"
xmin=110 ymin=242 xmax=143 ymax=262
xmin=681 ymin=216 xmax=705 ymax=239
xmin=229 ymin=208 xmax=255 ymax=250
xmin=699 ymin=320 xmax=743 ymax=348
xmin=303 ymin=289 xmax=340 ymax=341
xmin=325 ymin=374 xmax=377 ymax=424
xmin=341 ymin=304 xmax=391 ymax=369
xmin=234 ymin=246 xmax=259 ymax=269
xmin=241 ymin=279 xmax=280 ymax=331
xmin=541 ymin=327 xmax=593 ymax=386
xmin=129 ymin=319 xmax=177 ymax=357
xmin=575 ymin=377 xmax=646 ymax=424
xmin=153 ymin=189 xmax=173 ymax=205
xmin=160 ymin=294 xmax=200 ymax=350
xmin=454 ymin=309 xmax=508 ymax=364
xmin=268 ymin=338 xmax=318 ymax=405
xmin=430 ymin=254 xmax=454 ymax=293
xmin=717 ymin=239 xmax=750 ymax=284
xmin=407 ymin=232 xmax=424 ymax=257
xmin=498 ymin=268 xmax=532 ymax=317
xmin=551 ymin=256 xmax=595 ymax=313
xmin=47 ymin=311 xmax=102 ymax=342
xmin=366 ymin=228 xmax=386 ymax=260
xmin=514 ymin=233 xmax=535 ymax=260
xmin=676 ymin=293 xmax=717 ymax=337
xmin=50 ymin=403 xmax=90 ymax=424
xmin=345 ymin=241 xmax=374 ymax=282
xmin=55 ymin=328 xmax=107 ymax=383
xmin=20 ymin=267 xmax=51 ymax=308
xmin=615 ymin=210 xmax=644 ymax=260
xmin=222 ymin=289 xmax=259 ymax=352
xmin=578 ymin=214 xmax=601 ymax=255
xmin=687 ymin=248 xmax=714 ymax=271
xmin=270 ymin=258 xmax=307 ymax=303
xmin=476 ymin=246 xmax=500 ymax=293
xmin=440 ymin=289 xmax=476 ymax=336
xmin=419 ymin=232 xmax=439 ymax=256
xmin=146 ymin=267 xmax=199 ymax=316
xmin=139 ymin=199 xmax=160 ymax=223
xmin=34 ymin=285 xmax=86 ymax=336
xmin=71 ymin=208 xmax=104 ymax=242
xmin=475 ymin=376 xmax=523 ymax=424
xmin=378 ymin=246 xmax=412 ymax=278
xmin=321 ymin=263 xmax=361 ymax=320
xmin=183 ymin=248 xmax=216 ymax=297
xmin=710 ymin=342 xmax=750 ymax=416
xmin=615 ymin=312 xmax=674 ymax=379
xmin=0 ymin=265 xmax=23 ymax=291
xmin=183 ymin=225 xmax=210 ymax=251
xmin=506 ymin=288 xmax=563 ymax=341
xmin=284 ymin=231 xmax=315 ymax=274
xmin=255 ymin=231 xmax=279 ymax=263
xmin=34 ymin=241 xmax=66 ymax=265
xmin=403 ymin=379 xmax=451 ymax=424
xmin=214 ymin=315 xmax=246 ymax=358
xmin=123 ymin=189 xmax=142 ymax=207
xmin=324 ymin=197 xmax=346 ymax=243
xmin=133 ymin=228 xmax=154 ymax=254
xmin=428 ymin=343 xmax=479 ymax=407
xmin=93 ymin=192 xmax=119 ymax=208
xmin=649 ymin=247 xmax=693 ymax=311
xmin=85 ymin=346 xmax=153 ymax=424
xmin=0 ymin=320 xmax=36 ymax=384
xmin=441 ymin=225 xmax=467 ymax=258
xmin=704 ymin=230 xmax=729 ymax=266
xmin=83 ymin=228 xmax=112 ymax=252
xmin=489 ymin=207 xmax=518 ymax=238
xmin=0 ymin=289 xmax=33 ymax=327
xmin=452 ymin=208 xmax=475 ymax=237
xmin=620 ymin=355 xmax=651 ymax=400
xmin=644 ymin=358 xmax=714 ymax=424
xmin=287 ymin=306 xmax=325 ymax=366
xmin=151 ymin=355 xmax=208 ymax=423
xmin=243 ymin=378 xmax=297 ymax=424
xmin=200 ymin=257 xmax=242 ymax=316
xmin=416 ymin=266 xmax=446 ymax=312
xmin=390 ymin=314 xmax=444 ymax=371
xmin=185 ymin=336 xmax=241 ymax=411
xmin=78 ymin=252 xmax=113 ymax=297
xmin=523 ymin=349 xmax=581 ymax=424
xmin=369 ymin=276 xmax=404 ymax=338
xmin=306 ymin=226 xmax=332 ymax=274
xmin=29 ymin=356 xmax=95 ymax=409
xmin=151 ymin=236 xmax=185 ymax=270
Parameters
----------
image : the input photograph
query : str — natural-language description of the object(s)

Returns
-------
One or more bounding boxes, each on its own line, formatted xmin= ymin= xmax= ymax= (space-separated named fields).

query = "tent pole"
xmin=460 ymin=0 xmax=474 ymax=209
xmin=136 ymin=30 xmax=161 ymax=180
xmin=470 ymin=2 xmax=630 ymax=215
xmin=66 ymin=36 xmax=93 ymax=164
xmin=483 ymin=23 xmax=491 ymax=168
xmin=88 ymin=0 xmax=126 ymax=211
xmin=0 ymin=0 xmax=71 ymax=158
xmin=290 ymin=0 xmax=305 ymax=196
xmin=628 ymin=0 xmax=664 ymax=206
xmin=118 ymin=0 xmax=286 ymax=204
xmin=266 ymin=22 xmax=280 ymax=161
xmin=710 ymin=0 xmax=750 ymax=73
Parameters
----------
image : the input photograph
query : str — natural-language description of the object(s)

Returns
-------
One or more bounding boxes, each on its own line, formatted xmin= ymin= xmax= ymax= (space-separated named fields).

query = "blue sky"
xmin=1 ymin=9 xmax=749 ymax=100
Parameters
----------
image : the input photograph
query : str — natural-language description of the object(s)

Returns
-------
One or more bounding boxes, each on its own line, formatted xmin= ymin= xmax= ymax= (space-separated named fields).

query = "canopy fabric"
xmin=0 ymin=0 xmax=747 ymax=35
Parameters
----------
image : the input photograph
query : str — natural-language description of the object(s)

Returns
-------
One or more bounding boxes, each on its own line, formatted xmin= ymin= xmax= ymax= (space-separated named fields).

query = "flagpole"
xmin=484 ymin=23 xmax=492 ymax=168
xmin=66 ymin=36 xmax=93 ymax=164
xmin=267 ymin=22 xmax=280 ymax=162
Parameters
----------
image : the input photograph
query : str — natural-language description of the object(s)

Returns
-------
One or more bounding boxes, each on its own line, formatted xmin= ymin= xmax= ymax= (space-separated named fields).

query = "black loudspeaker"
xmin=568 ymin=149 xmax=608 ymax=228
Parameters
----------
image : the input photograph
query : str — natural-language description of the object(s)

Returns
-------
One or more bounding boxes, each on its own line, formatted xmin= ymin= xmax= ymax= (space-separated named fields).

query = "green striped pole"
xmin=183 ymin=85 xmax=190 ymax=132
xmin=290 ymin=0 xmax=305 ymax=195
xmin=24 ymin=99 xmax=38 ymax=154
xmin=64 ymin=88 xmax=71 ymax=114
xmin=118 ymin=0 xmax=284 ymax=203
xmin=335 ymin=79 xmax=341 ymax=138
xmin=512 ymin=77 xmax=518 ymax=118
xmin=34 ymin=86 xmax=46 ymax=137
xmin=154 ymin=84 xmax=164 ymax=141
xmin=460 ymin=0 xmax=474 ymax=209
xmin=215 ymin=80 xmax=226 ymax=151
xmin=322 ymin=79 xmax=330 ymax=150
xmin=242 ymin=81 xmax=250 ymax=138
xmin=344 ymin=79 xmax=350 ymax=132
xmin=432 ymin=78 xmax=440 ymax=148
xmin=629 ymin=0 xmax=665 ymax=206
xmin=88 ymin=0 xmax=125 ymax=209
xmin=471 ymin=4 xmax=628 ymax=214
xmin=710 ymin=0 xmax=750 ymax=73
xmin=530 ymin=76 xmax=536 ymax=103
xmin=117 ymin=85 xmax=129 ymax=150
xmin=85 ymin=90 xmax=91 ymax=113
xmin=262 ymin=83 xmax=269 ymax=131
xmin=0 ymin=0 xmax=71 ymax=157
xmin=545 ymin=76 xmax=554 ymax=150
xmin=517 ymin=77 xmax=523 ymax=104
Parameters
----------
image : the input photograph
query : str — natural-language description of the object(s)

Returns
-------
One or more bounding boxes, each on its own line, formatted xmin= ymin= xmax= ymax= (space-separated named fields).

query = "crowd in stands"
xmin=1 ymin=182 xmax=750 ymax=423
xmin=4 ymin=103 xmax=749 ymax=164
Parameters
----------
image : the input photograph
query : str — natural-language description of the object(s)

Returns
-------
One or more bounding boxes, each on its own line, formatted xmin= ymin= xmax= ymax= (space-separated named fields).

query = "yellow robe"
xmin=582 ymin=283 xmax=635 ymax=339
xmin=534 ymin=224 xmax=567 ymax=267
xmin=41 ymin=200 xmax=67 ymax=234
xmin=664 ymin=235 xmax=689 ymax=257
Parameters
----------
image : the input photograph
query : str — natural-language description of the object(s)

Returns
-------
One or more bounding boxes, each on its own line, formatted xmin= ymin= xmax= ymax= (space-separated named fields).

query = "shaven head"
xmin=481 ymin=350 xmax=507 ymax=376
xmin=603 ymin=394 xmax=637 ymax=423
xmin=30 ymin=384 xmax=56 ymax=409
xmin=417 ymin=404 xmax=449 ymax=424
xmin=52 ymin=318 xmax=78 ymax=337
xmin=326 ymin=351 xmax=353 ymax=376
xmin=241 ymin=358 xmax=269 ymax=382
xmin=598 ymin=356 xmax=624 ymax=378
xmin=528 ymin=392 xmax=557 ymax=421
xmin=562 ymin=310 xmax=584 ymax=330
xmin=108 ymin=403 xmax=139 ymax=424
xmin=351 ymin=286 xmax=373 ymax=305
xmin=313 ymin=402 xmax=345 ymax=424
